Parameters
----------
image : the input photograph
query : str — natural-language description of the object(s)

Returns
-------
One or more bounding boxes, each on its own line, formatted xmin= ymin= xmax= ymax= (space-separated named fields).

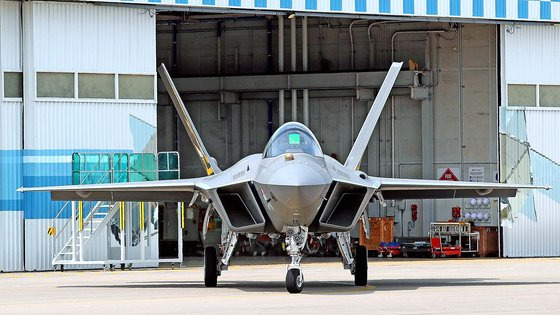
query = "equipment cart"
xmin=429 ymin=222 xmax=479 ymax=258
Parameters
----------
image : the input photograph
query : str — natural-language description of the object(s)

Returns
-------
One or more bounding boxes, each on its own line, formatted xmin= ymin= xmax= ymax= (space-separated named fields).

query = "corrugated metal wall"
xmin=0 ymin=0 xmax=24 ymax=272
xmin=500 ymin=24 xmax=560 ymax=257
xmin=87 ymin=0 xmax=560 ymax=23
xmin=11 ymin=1 xmax=157 ymax=271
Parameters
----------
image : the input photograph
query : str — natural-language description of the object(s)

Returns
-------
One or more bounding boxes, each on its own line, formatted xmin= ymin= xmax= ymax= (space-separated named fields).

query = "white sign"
xmin=469 ymin=167 xmax=485 ymax=182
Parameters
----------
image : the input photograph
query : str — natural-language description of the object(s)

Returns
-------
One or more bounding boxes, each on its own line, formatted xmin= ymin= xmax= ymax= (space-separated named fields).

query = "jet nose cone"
xmin=266 ymin=163 xmax=331 ymax=209
xmin=268 ymin=163 xmax=329 ymax=186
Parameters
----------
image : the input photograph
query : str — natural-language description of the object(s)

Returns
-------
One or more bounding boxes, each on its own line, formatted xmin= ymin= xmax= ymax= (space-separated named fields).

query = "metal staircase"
xmin=50 ymin=152 xmax=183 ymax=270
xmin=53 ymin=201 xmax=119 ymax=264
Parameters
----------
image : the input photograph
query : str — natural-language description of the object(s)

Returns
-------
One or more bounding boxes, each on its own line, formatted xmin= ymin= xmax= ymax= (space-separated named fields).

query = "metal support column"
xmin=278 ymin=15 xmax=285 ymax=125
xmin=290 ymin=15 xmax=297 ymax=122
xmin=71 ymin=201 xmax=76 ymax=261
xmin=177 ymin=202 xmax=183 ymax=264
xmin=78 ymin=201 xmax=84 ymax=261
xmin=140 ymin=202 xmax=146 ymax=260
xmin=421 ymin=96 xmax=434 ymax=236
xmin=120 ymin=201 xmax=125 ymax=261
xmin=302 ymin=16 xmax=309 ymax=126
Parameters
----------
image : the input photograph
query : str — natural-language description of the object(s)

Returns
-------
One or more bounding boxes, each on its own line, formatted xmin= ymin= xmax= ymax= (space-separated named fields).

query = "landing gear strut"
xmin=336 ymin=232 xmax=368 ymax=286
xmin=284 ymin=226 xmax=308 ymax=293
xmin=204 ymin=230 xmax=238 ymax=287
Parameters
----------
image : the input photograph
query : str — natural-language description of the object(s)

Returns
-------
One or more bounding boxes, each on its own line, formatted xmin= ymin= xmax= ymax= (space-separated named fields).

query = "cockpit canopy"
xmin=263 ymin=122 xmax=323 ymax=158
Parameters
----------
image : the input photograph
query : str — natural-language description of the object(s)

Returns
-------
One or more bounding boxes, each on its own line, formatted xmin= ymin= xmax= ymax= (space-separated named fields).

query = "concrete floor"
xmin=1 ymin=257 xmax=559 ymax=314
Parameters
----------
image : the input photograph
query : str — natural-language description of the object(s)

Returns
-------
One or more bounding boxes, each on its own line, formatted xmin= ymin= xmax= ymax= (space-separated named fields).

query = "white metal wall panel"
xmin=503 ymin=24 xmax=560 ymax=85
xmin=499 ymin=108 xmax=560 ymax=257
xmin=25 ymin=101 xmax=156 ymax=150
xmin=31 ymin=1 xmax=155 ymax=74
xmin=525 ymin=109 xmax=560 ymax=163
xmin=0 ymin=0 xmax=22 ymax=71
xmin=0 ymin=1 xmax=24 ymax=272
xmin=0 ymin=101 xmax=22 ymax=151
xmin=0 ymin=211 xmax=24 ymax=272
xmin=20 ymin=1 xmax=158 ymax=271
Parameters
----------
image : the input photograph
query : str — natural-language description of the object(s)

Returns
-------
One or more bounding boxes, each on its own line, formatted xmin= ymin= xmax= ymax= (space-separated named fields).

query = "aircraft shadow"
xmin=59 ymin=278 xmax=559 ymax=295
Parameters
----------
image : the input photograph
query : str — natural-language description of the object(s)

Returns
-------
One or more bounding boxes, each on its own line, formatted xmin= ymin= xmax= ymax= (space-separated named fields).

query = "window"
xmin=539 ymin=85 xmax=560 ymax=107
xmin=37 ymin=72 xmax=74 ymax=98
xmin=507 ymin=84 xmax=536 ymax=107
xmin=78 ymin=73 xmax=115 ymax=99
xmin=3 ymin=72 xmax=23 ymax=98
xmin=118 ymin=74 xmax=154 ymax=100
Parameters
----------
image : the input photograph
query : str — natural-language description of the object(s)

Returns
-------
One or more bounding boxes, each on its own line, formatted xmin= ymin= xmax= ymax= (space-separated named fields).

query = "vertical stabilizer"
xmin=158 ymin=63 xmax=221 ymax=175
xmin=344 ymin=62 xmax=403 ymax=171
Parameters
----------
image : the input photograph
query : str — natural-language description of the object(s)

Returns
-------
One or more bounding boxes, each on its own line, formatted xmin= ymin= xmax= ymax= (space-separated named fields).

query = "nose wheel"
xmin=286 ymin=268 xmax=304 ymax=293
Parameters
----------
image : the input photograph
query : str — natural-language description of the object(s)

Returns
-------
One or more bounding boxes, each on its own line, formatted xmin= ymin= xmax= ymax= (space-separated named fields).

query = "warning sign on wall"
xmin=468 ymin=167 xmax=485 ymax=182
xmin=438 ymin=168 xmax=459 ymax=181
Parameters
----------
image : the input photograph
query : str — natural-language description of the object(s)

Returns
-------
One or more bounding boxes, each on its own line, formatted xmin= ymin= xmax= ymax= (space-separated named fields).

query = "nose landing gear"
xmin=284 ymin=226 xmax=308 ymax=294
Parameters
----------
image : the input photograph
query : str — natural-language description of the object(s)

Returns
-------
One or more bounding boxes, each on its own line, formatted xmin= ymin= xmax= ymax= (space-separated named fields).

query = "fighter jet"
xmin=18 ymin=62 xmax=548 ymax=293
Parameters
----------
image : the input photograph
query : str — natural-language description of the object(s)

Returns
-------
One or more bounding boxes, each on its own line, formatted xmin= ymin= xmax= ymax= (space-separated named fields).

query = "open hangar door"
xmin=154 ymin=11 xmax=499 ymax=257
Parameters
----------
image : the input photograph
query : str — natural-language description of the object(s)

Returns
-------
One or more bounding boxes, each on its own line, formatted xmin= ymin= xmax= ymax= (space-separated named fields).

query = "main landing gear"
xmin=336 ymin=232 xmax=368 ymax=287
xmin=204 ymin=227 xmax=368 ymax=293
xmin=204 ymin=229 xmax=238 ymax=287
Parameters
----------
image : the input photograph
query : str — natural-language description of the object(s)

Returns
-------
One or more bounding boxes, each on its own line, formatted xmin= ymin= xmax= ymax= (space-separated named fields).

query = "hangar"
xmin=1 ymin=0 xmax=559 ymax=272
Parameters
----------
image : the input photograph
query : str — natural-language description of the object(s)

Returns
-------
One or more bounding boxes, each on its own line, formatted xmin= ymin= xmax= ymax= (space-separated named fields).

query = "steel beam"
xmin=158 ymin=71 xmax=422 ymax=94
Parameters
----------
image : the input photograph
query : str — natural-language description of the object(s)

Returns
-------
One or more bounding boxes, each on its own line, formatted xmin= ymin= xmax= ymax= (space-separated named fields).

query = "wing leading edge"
xmin=373 ymin=177 xmax=550 ymax=200
xmin=16 ymin=177 xmax=210 ymax=202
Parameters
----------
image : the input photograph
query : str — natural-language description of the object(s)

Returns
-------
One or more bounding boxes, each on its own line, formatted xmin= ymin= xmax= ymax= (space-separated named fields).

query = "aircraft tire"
xmin=354 ymin=245 xmax=368 ymax=286
xmin=204 ymin=246 xmax=218 ymax=287
xmin=286 ymin=268 xmax=304 ymax=293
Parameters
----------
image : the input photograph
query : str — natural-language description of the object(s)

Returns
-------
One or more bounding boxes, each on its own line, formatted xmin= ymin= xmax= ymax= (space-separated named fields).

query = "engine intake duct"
xmin=318 ymin=181 xmax=372 ymax=232
xmin=216 ymin=183 xmax=265 ymax=232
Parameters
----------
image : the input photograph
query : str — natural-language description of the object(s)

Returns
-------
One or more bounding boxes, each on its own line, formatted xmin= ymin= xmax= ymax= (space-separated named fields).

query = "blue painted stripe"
xmin=280 ymin=0 xmax=291 ymax=9
xmin=541 ymin=1 xmax=551 ymax=20
xmin=255 ymin=0 xmax=267 ymax=8
xmin=305 ymin=0 xmax=317 ymax=10
xmin=427 ymin=0 xmax=438 ymax=15
xmin=330 ymin=0 xmax=342 ymax=11
xmin=355 ymin=0 xmax=366 ymax=12
xmin=0 ymin=150 xmax=22 ymax=212
xmin=175 ymin=0 xmax=187 ymax=3
xmin=450 ymin=0 xmax=460 ymax=15
xmin=379 ymin=0 xmax=390 ymax=13
xmin=496 ymin=0 xmax=506 ymax=17
xmin=202 ymin=0 xmax=215 ymax=5
xmin=147 ymin=0 xmax=160 ymax=2
xmin=229 ymin=0 xmax=240 ymax=6
xmin=403 ymin=0 xmax=414 ymax=14
xmin=518 ymin=0 xmax=528 ymax=19
xmin=472 ymin=0 xmax=483 ymax=17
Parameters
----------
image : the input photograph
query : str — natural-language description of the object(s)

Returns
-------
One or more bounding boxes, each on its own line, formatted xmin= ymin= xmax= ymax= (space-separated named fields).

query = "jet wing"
xmin=16 ymin=177 xmax=211 ymax=202
xmin=373 ymin=177 xmax=550 ymax=200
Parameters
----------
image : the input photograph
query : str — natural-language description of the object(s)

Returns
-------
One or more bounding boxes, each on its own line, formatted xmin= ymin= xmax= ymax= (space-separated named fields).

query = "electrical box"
xmin=410 ymin=86 xmax=429 ymax=100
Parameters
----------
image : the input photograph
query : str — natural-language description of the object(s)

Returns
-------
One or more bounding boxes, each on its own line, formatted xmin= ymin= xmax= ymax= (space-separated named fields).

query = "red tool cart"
xmin=429 ymin=222 xmax=465 ymax=258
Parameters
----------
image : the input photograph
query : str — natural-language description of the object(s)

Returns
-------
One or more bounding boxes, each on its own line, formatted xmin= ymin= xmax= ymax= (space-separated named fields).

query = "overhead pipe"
xmin=290 ymin=14 xmax=297 ymax=122
xmin=349 ymin=19 xmax=367 ymax=70
xmin=278 ymin=15 xmax=285 ymax=125
xmin=302 ymin=16 xmax=309 ymax=126
xmin=267 ymin=19 xmax=273 ymax=73
xmin=217 ymin=20 xmax=222 ymax=74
